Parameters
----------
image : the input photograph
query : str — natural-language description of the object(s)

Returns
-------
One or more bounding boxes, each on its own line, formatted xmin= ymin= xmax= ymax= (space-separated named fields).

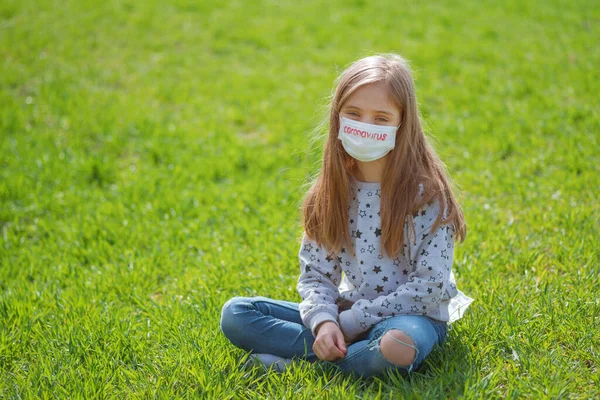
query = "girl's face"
xmin=339 ymin=81 xmax=401 ymax=127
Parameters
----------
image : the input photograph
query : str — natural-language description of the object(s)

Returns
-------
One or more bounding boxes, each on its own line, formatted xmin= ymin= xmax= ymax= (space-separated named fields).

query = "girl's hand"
xmin=313 ymin=322 xmax=347 ymax=361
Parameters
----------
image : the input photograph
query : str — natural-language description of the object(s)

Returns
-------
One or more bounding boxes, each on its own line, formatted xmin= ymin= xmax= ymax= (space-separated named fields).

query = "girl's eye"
xmin=347 ymin=111 xmax=359 ymax=116
xmin=376 ymin=117 xmax=388 ymax=122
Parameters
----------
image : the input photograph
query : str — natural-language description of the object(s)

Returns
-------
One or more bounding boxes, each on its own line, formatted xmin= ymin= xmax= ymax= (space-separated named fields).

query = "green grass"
xmin=1 ymin=0 xmax=599 ymax=398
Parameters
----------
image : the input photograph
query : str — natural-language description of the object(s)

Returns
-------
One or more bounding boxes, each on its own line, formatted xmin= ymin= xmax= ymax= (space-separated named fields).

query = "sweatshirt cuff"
xmin=306 ymin=311 xmax=339 ymax=337
xmin=338 ymin=309 xmax=364 ymax=339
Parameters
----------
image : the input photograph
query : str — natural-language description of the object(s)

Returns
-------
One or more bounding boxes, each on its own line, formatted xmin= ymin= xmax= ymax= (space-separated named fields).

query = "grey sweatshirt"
xmin=297 ymin=180 xmax=473 ymax=338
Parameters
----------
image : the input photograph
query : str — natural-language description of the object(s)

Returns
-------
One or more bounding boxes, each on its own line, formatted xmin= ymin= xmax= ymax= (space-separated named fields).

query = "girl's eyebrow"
xmin=344 ymin=105 xmax=395 ymax=115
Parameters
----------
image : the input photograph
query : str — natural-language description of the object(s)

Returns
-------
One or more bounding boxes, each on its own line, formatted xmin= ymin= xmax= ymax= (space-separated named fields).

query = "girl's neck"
xmin=353 ymin=155 xmax=389 ymax=183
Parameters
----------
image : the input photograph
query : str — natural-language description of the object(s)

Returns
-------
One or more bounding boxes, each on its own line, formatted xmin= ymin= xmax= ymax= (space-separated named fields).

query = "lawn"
xmin=1 ymin=0 xmax=599 ymax=398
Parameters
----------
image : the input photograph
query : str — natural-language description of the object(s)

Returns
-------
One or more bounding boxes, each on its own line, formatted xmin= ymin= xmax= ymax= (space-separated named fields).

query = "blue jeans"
xmin=220 ymin=296 xmax=448 ymax=378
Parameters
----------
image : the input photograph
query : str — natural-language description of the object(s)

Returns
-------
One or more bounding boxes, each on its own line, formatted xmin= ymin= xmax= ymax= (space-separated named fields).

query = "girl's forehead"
xmin=344 ymin=82 xmax=398 ymax=112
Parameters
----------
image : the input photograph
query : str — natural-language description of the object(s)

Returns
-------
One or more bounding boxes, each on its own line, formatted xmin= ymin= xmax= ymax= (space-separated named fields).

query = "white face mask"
xmin=337 ymin=116 xmax=399 ymax=162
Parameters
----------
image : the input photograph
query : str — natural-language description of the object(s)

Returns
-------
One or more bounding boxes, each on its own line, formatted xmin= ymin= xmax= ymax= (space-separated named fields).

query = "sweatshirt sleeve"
xmin=296 ymin=233 xmax=342 ymax=336
xmin=338 ymin=200 xmax=455 ymax=339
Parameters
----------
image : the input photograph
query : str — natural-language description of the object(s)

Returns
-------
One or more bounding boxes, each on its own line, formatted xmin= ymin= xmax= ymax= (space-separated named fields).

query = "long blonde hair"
xmin=302 ymin=53 xmax=466 ymax=257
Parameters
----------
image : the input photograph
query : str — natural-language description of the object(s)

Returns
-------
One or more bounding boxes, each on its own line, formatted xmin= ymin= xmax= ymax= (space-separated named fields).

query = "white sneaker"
xmin=245 ymin=353 xmax=293 ymax=373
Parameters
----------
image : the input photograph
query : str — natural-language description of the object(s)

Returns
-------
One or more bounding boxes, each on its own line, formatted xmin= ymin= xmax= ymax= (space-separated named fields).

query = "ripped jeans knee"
xmin=379 ymin=330 xmax=419 ymax=371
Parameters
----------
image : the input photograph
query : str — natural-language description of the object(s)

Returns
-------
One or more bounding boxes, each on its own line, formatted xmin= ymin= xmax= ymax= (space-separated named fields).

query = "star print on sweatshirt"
xmin=296 ymin=180 xmax=474 ymax=338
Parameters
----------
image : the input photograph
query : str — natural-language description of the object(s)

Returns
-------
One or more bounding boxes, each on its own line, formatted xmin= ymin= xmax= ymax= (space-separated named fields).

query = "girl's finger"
xmin=312 ymin=342 xmax=322 ymax=360
xmin=317 ymin=341 xmax=331 ymax=361
xmin=336 ymin=337 xmax=347 ymax=354
xmin=332 ymin=331 xmax=347 ymax=353
xmin=326 ymin=340 xmax=345 ymax=359
xmin=318 ymin=337 xmax=340 ymax=361
xmin=313 ymin=342 xmax=324 ymax=360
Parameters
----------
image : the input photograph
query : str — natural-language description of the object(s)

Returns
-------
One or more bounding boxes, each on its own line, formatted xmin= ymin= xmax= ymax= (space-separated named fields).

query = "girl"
xmin=220 ymin=53 xmax=473 ymax=378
